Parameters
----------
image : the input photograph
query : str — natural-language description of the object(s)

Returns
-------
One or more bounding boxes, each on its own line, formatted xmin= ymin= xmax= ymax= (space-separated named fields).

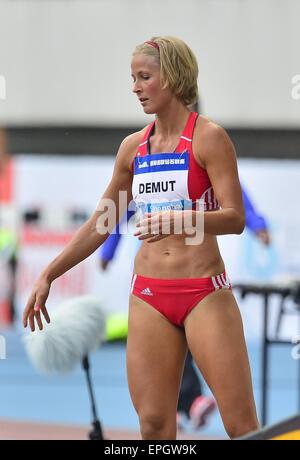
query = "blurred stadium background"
xmin=0 ymin=0 xmax=300 ymax=440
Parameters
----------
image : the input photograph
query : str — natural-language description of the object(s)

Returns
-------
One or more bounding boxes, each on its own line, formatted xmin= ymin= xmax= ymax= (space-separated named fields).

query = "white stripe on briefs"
xmin=130 ymin=274 xmax=137 ymax=294
xmin=211 ymin=276 xmax=220 ymax=290
xmin=220 ymin=273 xmax=227 ymax=286
xmin=217 ymin=274 xmax=225 ymax=287
xmin=225 ymin=272 xmax=231 ymax=286
xmin=212 ymin=273 xmax=231 ymax=290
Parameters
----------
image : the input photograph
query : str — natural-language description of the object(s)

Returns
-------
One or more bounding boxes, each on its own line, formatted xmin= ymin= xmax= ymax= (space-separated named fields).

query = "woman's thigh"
xmin=127 ymin=294 xmax=187 ymax=418
xmin=184 ymin=289 xmax=258 ymax=432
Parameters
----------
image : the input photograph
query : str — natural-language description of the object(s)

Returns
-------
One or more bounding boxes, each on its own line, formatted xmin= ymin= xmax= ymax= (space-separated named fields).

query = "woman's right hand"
xmin=23 ymin=278 xmax=51 ymax=331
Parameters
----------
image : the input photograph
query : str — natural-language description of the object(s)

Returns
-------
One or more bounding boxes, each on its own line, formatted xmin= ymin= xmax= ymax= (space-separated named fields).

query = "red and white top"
xmin=131 ymin=112 xmax=219 ymax=216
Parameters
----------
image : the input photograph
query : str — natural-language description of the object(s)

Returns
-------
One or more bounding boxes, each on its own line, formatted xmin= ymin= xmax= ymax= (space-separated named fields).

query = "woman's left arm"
xmin=196 ymin=122 xmax=245 ymax=235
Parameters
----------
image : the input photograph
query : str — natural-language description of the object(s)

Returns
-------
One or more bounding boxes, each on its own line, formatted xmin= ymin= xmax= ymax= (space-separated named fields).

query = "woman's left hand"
xmin=134 ymin=211 xmax=185 ymax=243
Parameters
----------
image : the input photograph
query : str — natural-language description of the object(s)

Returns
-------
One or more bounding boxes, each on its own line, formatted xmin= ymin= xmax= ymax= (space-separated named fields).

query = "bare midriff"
xmin=133 ymin=232 xmax=225 ymax=279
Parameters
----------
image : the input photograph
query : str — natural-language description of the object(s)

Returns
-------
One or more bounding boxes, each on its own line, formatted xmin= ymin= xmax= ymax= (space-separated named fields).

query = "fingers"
xmin=23 ymin=297 xmax=51 ymax=331
xmin=134 ymin=212 xmax=159 ymax=235
xmin=135 ymin=229 xmax=168 ymax=243
xmin=34 ymin=292 xmax=49 ymax=311
xmin=41 ymin=306 xmax=51 ymax=324
xmin=23 ymin=310 xmax=29 ymax=329
xmin=134 ymin=216 xmax=167 ymax=241
xmin=29 ymin=311 xmax=36 ymax=332
xmin=146 ymin=234 xmax=168 ymax=243
xmin=134 ymin=220 xmax=160 ymax=238
xmin=33 ymin=306 xmax=50 ymax=330
xmin=136 ymin=232 xmax=157 ymax=240
xmin=23 ymin=281 xmax=51 ymax=331
xmin=136 ymin=229 xmax=161 ymax=241
xmin=23 ymin=293 xmax=36 ymax=328
xmin=26 ymin=306 xmax=51 ymax=332
xmin=34 ymin=309 xmax=43 ymax=331
xmin=134 ymin=212 xmax=176 ymax=240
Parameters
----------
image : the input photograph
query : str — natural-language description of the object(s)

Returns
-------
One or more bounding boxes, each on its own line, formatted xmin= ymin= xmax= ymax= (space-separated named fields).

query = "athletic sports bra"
xmin=131 ymin=112 xmax=219 ymax=217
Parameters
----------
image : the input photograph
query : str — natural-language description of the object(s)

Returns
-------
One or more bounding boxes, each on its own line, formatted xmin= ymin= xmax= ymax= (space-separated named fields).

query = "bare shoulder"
xmin=193 ymin=116 xmax=235 ymax=167
xmin=115 ymin=128 xmax=146 ymax=171
xmin=120 ymin=129 xmax=145 ymax=150
xmin=104 ymin=128 xmax=148 ymax=197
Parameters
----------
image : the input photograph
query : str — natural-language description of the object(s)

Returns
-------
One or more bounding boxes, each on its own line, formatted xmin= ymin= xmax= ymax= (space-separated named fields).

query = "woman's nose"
xmin=132 ymin=81 xmax=141 ymax=93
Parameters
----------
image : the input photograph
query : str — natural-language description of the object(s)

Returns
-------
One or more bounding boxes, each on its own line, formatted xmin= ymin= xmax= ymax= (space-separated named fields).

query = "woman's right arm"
xmin=23 ymin=132 xmax=139 ymax=331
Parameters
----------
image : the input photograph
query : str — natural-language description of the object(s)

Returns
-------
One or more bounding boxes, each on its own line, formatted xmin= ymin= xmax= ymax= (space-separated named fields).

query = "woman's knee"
xmin=224 ymin=415 xmax=259 ymax=439
xmin=139 ymin=411 xmax=175 ymax=439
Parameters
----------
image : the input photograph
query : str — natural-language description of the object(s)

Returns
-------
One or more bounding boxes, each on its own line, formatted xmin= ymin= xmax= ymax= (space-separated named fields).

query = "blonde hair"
xmin=133 ymin=36 xmax=199 ymax=106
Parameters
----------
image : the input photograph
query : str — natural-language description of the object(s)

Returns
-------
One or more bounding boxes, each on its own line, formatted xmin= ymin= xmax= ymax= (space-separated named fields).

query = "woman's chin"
xmin=143 ymin=106 xmax=155 ymax=115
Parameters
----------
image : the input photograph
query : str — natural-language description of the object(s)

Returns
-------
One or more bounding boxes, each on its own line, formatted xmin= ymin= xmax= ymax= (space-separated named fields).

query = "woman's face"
xmin=131 ymin=54 xmax=173 ymax=114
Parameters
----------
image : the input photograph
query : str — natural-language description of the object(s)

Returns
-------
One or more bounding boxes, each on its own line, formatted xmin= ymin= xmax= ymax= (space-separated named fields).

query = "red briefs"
xmin=130 ymin=271 xmax=231 ymax=328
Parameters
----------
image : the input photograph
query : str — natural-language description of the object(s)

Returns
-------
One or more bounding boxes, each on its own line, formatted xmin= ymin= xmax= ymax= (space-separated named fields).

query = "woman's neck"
xmin=154 ymin=102 xmax=190 ymax=139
